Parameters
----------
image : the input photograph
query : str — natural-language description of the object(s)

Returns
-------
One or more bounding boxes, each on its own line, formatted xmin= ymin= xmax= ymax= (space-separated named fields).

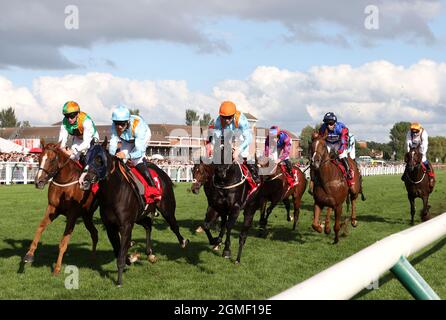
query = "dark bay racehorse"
xmin=256 ymin=161 xmax=307 ymax=232
xmin=195 ymin=142 xmax=260 ymax=263
xmin=404 ymin=146 xmax=434 ymax=224
xmin=24 ymin=141 xmax=98 ymax=274
xmin=81 ymin=139 xmax=188 ymax=286
xmin=310 ymin=132 xmax=357 ymax=243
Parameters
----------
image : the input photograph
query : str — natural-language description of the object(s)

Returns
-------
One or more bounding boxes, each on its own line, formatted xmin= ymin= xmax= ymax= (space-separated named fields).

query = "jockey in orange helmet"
xmin=213 ymin=101 xmax=259 ymax=183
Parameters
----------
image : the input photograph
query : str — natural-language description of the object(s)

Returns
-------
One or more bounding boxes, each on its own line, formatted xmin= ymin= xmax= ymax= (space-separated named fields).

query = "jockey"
xmin=264 ymin=125 xmax=293 ymax=177
xmin=319 ymin=112 xmax=352 ymax=179
xmin=213 ymin=101 xmax=260 ymax=183
xmin=403 ymin=122 xmax=435 ymax=187
xmin=109 ymin=105 xmax=155 ymax=186
xmin=58 ymin=101 xmax=99 ymax=162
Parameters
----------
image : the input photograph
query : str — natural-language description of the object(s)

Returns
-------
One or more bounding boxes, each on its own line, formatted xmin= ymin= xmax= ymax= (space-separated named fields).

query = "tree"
xmin=129 ymin=108 xmax=140 ymax=116
xmin=428 ymin=136 xmax=446 ymax=163
xmin=300 ymin=125 xmax=316 ymax=157
xmin=185 ymin=109 xmax=199 ymax=126
xmin=17 ymin=121 xmax=31 ymax=128
xmin=389 ymin=122 xmax=410 ymax=161
xmin=200 ymin=113 xmax=214 ymax=127
xmin=0 ymin=107 xmax=19 ymax=128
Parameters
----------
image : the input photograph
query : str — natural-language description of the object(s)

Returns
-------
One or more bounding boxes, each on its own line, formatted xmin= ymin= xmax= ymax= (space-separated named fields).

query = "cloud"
xmin=2 ymin=59 xmax=446 ymax=142
xmin=0 ymin=0 xmax=442 ymax=69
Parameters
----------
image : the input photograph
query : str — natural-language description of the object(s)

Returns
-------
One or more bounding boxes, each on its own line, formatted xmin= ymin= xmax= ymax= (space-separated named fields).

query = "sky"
xmin=1 ymin=0 xmax=446 ymax=142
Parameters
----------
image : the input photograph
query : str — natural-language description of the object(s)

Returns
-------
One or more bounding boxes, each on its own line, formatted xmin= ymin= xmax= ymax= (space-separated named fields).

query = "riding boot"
xmin=246 ymin=162 xmax=261 ymax=184
xmin=424 ymin=161 xmax=435 ymax=188
xmin=341 ymin=157 xmax=352 ymax=180
xmin=284 ymin=159 xmax=293 ymax=177
xmin=136 ymin=162 xmax=155 ymax=187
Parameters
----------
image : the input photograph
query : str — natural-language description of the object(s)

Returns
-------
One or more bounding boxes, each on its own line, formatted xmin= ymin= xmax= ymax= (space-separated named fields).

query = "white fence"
xmin=0 ymin=162 xmax=194 ymax=184
xmin=359 ymin=164 xmax=405 ymax=177
xmin=270 ymin=211 xmax=446 ymax=300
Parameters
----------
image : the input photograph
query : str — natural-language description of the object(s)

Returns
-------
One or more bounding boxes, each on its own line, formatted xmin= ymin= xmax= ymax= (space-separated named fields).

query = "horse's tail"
xmin=359 ymin=174 xmax=366 ymax=201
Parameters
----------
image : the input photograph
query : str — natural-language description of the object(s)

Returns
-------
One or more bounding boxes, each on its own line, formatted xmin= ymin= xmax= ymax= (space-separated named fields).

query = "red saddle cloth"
xmin=240 ymin=164 xmax=259 ymax=197
xmin=129 ymin=167 xmax=162 ymax=204
xmin=279 ymin=163 xmax=299 ymax=188
xmin=421 ymin=162 xmax=435 ymax=177
xmin=332 ymin=160 xmax=355 ymax=187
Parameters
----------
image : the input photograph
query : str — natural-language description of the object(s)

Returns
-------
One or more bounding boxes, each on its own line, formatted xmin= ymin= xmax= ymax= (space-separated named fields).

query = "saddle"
xmin=117 ymin=161 xmax=162 ymax=216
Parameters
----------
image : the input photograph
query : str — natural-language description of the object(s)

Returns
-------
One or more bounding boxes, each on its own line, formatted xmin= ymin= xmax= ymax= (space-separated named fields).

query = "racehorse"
xmin=80 ymin=139 xmax=188 ymax=286
xmin=310 ymin=132 xmax=359 ymax=243
xmin=404 ymin=146 xmax=434 ymax=224
xmin=24 ymin=141 xmax=98 ymax=275
xmin=197 ymin=141 xmax=260 ymax=263
xmin=257 ymin=161 xmax=307 ymax=232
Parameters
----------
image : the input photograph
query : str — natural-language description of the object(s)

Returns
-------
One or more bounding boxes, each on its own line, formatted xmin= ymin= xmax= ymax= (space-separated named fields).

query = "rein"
xmin=406 ymin=164 xmax=426 ymax=184
xmin=213 ymin=162 xmax=247 ymax=189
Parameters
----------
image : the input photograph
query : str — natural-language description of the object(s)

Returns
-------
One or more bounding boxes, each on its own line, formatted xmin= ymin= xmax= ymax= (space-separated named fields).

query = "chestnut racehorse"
xmin=24 ymin=141 xmax=98 ymax=274
xmin=309 ymin=132 xmax=361 ymax=243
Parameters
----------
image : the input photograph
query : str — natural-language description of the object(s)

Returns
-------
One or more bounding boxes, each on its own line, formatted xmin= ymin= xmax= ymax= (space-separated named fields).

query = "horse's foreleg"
xmin=236 ymin=208 xmax=255 ymax=264
xmin=312 ymin=203 xmax=323 ymax=233
xmin=350 ymin=195 xmax=358 ymax=227
xmin=53 ymin=213 xmax=77 ymax=275
xmin=136 ymin=216 xmax=156 ymax=263
xmin=258 ymin=200 xmax=268 ymax=230
xmin=291 ymin=195 xmax=301 ymax=231
xmin=203 ymin=206 xmax=221 ymax=248
xmin=23 ymin=205 xmax=58 ymax=263
xmin=421 ymin=196 xmax=431 ymax=222
xmin=82 ymin=213 xmax=98 ymax=259
xmin=283 ymin=197 xmax=291 ymax=221
xmin=157 ymin=200 xmax=189 ymax=248
xmin=324 ymin=208 xmax=332 ymax=235
xmin=117 ymin=223 xmax=133 ymax=287
xmin=408 ymin=195 xmax=416 ymax=225
xmin=223 ymin=207 xmax=241 ymax=259
xmin=333 ymin=205 xmax=343 ymax=244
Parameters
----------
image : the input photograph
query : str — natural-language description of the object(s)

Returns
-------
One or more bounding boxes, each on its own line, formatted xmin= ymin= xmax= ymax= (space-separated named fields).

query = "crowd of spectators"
xmin=0 ymin=152 xmax=39 ymax=163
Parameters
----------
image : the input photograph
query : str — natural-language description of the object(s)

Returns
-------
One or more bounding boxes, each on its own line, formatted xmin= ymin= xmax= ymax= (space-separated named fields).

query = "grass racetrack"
xmin=1 ymin=170 xmax=445 ymax=300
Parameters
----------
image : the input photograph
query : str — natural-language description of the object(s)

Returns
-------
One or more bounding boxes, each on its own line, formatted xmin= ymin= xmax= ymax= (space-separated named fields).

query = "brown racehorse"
xmin=257 ymin=161 xmax=307 ymax=232
xmin=309 ymin=132 xmax=361 ymax=243
xmin=23 ymin=141 xmax=98 ymax=275
xmin=404 ymin=146 xmax=434 ymax=224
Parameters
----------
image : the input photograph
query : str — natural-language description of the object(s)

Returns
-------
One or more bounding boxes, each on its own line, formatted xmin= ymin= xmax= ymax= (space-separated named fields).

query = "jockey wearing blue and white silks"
xmin=109 ymin=105 xmax=154 ymax=186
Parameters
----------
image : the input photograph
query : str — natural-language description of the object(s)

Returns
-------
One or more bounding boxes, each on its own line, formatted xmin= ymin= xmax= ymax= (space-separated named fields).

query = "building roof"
xmin=243 ymin=112 xmax=258 ymax=121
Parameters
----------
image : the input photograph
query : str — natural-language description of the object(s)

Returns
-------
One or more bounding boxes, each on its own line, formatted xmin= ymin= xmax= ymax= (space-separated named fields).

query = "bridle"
xmin=37 ymin=147 xmax=79 ymax=187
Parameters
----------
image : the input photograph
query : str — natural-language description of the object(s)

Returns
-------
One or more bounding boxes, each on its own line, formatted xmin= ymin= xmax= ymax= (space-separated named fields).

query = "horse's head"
xmin=80 ymin=138 xmax=109 ymax=191
xmin=310 ymin=131 xmax=328 ymax=169
xmin=405 ymin=146 xmax=422 ymax=172
xmin=34 ymin=141 xmax=64 ymax=189
xmin=191 ymin=161 xmax=213 ymax=194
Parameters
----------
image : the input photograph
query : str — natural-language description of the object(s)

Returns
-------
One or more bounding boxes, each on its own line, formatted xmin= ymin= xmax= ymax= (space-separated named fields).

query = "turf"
xmin=0 ymin=170 xmax=445 ymax=300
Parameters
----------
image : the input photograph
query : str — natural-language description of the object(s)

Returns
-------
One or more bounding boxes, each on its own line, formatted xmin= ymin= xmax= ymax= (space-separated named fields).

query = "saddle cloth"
xmin=332 ymin=160 xmax=355 ymax=187
xmin=129 ymin=167 xmax=162 ymax=204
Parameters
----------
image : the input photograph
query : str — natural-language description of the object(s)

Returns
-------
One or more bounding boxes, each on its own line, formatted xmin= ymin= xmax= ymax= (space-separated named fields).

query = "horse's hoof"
xmin=181 ymin=239 xmax=189 ymax=249
xmin=213 ymin=244 xmax=220 ymax=251
xmin=23 ymin=254 xmax=34 ymax=263
xmin=195 ymin=226 xmax=204 ymax=233
xmin=333 ymin=238 xmax=339 ymax=244
xmin=52 ymin=269 xmax=61 ymax=276
xmin=223 ymin=251 xmax=231 ymax=259
xmin=235 ymin=260 xmax=240 ymax=265
xmin=128 ymin=253 xmax=140 ymax=264
xmin=324 ymin=227 xmax=331 ymax=235
xmin=351 ymin=220 xmax=358 ymax=228
xmin=312 ymin=224 xmax=323 ymax=233
xmin=148 ymin=254 xmax=157 ymax=264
